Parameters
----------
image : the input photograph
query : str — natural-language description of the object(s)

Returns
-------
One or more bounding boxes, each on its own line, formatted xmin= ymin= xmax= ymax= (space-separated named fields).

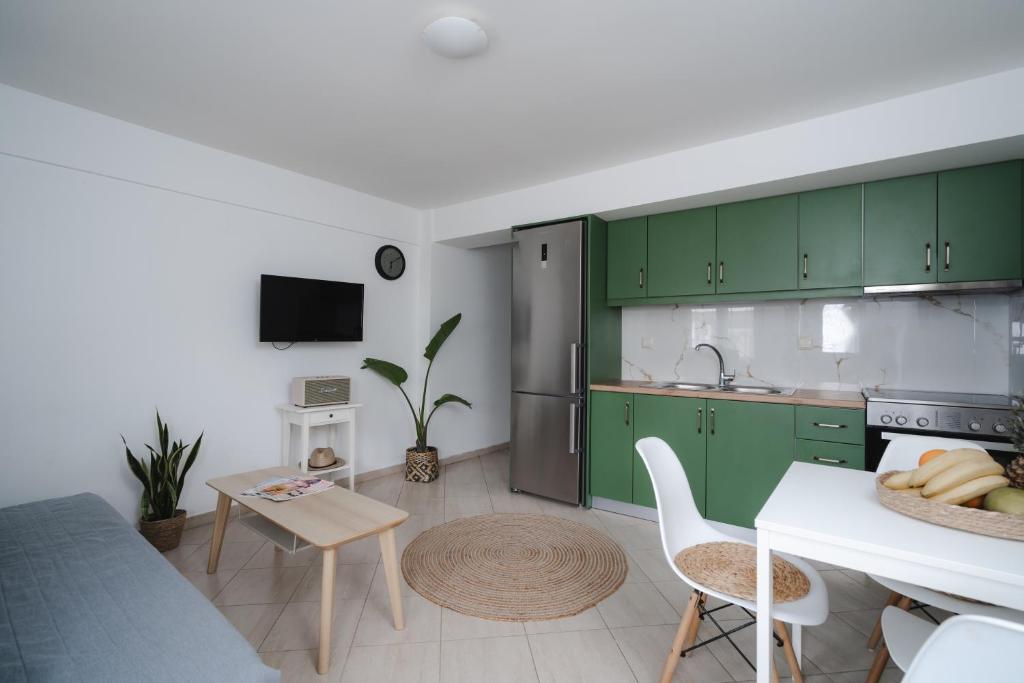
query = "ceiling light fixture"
xmin=422 ymin=17 xmax=488 ymax=59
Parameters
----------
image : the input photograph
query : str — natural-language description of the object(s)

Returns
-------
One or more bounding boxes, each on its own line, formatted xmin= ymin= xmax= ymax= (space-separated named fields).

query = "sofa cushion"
xmin=0 ymin=492 xmax=279 ymax=682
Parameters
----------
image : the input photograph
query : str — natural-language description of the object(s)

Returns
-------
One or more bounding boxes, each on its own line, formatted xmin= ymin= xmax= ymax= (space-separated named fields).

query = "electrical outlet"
xmin=798 ymin=336 xmax=813 ymax=350
xmin=641 ymin=336 xmax=655 ymax=349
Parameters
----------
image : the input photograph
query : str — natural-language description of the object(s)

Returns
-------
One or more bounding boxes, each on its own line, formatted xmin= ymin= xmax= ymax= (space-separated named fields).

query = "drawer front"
xmin=309 ymin=409 xmax=347 ymax=425
xmin=795 ymin=406 xmax=864 ymax=444
xmin=795 ymin=439 xmax=865 ymax=470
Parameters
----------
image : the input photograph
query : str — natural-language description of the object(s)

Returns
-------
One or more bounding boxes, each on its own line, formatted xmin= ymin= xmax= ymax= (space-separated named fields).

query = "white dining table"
xmin=754 ymin=462 xmax=1024 ymax=683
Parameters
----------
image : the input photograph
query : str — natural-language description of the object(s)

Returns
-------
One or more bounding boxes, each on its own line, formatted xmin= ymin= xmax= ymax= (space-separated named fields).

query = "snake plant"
xmin=362 ymin=313 xmax=472 ymax=452
xmin=123 ymin=411 xmax=203 ymax=521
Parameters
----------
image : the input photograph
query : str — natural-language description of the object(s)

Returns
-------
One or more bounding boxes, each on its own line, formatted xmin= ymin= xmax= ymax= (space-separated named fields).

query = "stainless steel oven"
xmin=864 ymin=388 xmax=1019 ymax=471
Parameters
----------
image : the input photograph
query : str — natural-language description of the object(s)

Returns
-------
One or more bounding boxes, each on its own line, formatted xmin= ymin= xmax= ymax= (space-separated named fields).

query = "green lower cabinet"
xmin=589 ymin=391 xmax=634 ymax=503
xmin=632 ymin=394 xmax=707 ymax=515
xmin=706 ymin=400 xmax=795 ymax=528
xmin=795 ymin=439 xmax=865 ymax=470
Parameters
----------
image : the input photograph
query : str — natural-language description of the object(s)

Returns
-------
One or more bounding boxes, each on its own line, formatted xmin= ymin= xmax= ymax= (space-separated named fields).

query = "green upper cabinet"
xmin=706 ymin=400 xmax=795 ymax=528
xmin=937 ymin=161 xmax=1022 ymax=283
xmin=863 ymin=173 xmax=937 ymax=287
xmin=589 ymin=391 xmax=634 ymax=503
xmin=716 ymin=195 xmax=798 ymax=294
xmin=607 ymin=217 xmax=648 ymax=299
xmin=798 ymin=185 xmax=863 ymax=290
xmin=632 ymin=394 xmax=707 ymax=515
xmin=647 ymin=207 xmax=717 ymax=297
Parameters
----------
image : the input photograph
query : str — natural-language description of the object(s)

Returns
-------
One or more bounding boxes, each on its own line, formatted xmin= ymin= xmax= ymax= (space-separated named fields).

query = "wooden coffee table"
xmin=206 ymin=466 xmax=409 ymax=673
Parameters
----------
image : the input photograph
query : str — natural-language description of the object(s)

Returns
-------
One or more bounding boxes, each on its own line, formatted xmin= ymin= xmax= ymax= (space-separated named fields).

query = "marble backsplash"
xmin=621 ymin=294 xmax=1012 ymax=394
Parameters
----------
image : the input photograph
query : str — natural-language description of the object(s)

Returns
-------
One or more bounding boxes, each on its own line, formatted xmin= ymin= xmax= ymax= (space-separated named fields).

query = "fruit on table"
xmin=983 ymin=486 xmax=1024 ymax=515
xmin=921 ymin=460 xmax=1005 ymax=497
xmin=908 ymin=449 xmax=992 ymax=488
xmin=1007 ymin=454 xmax=1024 ymax=489
xmin=962 ymin=496 xmax=985 ymax=508
xmin=884 ymin=470 xmax=914 ymax=490
xmin=918 ymin=448 xmax=947 ymax=465
xmin=931 ymin=475 xmax=1009 ymax=505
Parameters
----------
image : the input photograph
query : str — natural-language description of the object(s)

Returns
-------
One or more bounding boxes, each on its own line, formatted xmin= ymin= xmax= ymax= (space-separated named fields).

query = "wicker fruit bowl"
xmin=876 ymin=471 xmax=1024 ymax=541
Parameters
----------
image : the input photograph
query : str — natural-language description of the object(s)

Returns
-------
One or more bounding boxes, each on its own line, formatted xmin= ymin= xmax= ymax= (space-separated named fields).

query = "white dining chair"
xmin=635 ymin=436 xmax=829 ymax=683
xmin=883 ymin=610 xmax=1024 ymax=682
xmin=865 ymin=434 xmax=1024 ymax=681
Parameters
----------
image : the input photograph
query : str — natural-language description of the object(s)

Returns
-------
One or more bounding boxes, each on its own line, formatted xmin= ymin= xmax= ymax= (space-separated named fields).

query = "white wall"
xmin=0 ymin=85 xmax=434 ymax=521
xmin=430 ymin=67 xmax=1024 ymax=246
xmin=425 ymin=242 xmax=511 ymax=455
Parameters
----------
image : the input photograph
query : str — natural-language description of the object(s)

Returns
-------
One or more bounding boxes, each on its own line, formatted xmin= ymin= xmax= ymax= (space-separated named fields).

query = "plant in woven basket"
xmin=1007 ymin=396 xmax=1024 ymax=488
xmin=362 ymin=313 xmax=472 ymax=453
xmin=122 ymin=411 xmax=203 ymax=521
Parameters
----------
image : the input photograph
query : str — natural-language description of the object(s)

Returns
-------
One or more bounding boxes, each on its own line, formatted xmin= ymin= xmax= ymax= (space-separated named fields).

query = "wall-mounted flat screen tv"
xmin=260 ymin=274 xmax=364 ymax=342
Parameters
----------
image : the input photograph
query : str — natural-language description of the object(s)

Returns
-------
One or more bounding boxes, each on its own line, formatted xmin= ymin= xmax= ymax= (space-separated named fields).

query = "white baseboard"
xmin=184 ymin=442 xmax=510 ymax=528
xmin=591 ymin=496 xmax=659 ymax=523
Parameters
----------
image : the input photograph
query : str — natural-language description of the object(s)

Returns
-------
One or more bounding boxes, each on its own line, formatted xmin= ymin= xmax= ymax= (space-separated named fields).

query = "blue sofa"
xmin=0 ymin=493 xmax=279 ymax=682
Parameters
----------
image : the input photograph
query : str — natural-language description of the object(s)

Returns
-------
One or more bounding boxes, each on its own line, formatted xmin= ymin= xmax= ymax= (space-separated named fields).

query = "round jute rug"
xmin=401 ymin=513 xmax=628 ymax=621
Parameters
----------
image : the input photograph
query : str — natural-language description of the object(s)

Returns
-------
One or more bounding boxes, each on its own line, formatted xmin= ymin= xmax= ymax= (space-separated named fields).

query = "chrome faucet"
xmin=695 ymin=343 xmax=735 ymax=387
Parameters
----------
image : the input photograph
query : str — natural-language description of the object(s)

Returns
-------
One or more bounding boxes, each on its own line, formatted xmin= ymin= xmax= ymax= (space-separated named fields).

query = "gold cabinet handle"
xmin=709 ymin=407 xmax=715 ymax=435
xmin=718 ymin=262 xmax=724 ymax=284
xmin=925 ymin=242 xmax=931 ymax=272
xmin=813 ymin=422 xmax=846 ymax=429
xmin=803 ymin=254 xmax=808 ymax=279
xmin=639 ymin=267 xmax=644 ymax=289
xmin=696 ymin=407 xmax=703 ymax=434
xmin=813 ymin=456 xmax=847 ymax=465
xmin=944 ymin=242 xmax=950 ymax=271
xmin=624 ymin=400 xmax=630 ymax=426
xmin=706 ymin=262 xmax=712 ymax=285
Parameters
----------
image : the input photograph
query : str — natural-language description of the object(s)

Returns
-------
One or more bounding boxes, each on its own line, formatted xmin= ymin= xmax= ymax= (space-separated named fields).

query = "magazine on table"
xmin=242 ymin=475 xmax=333 ymax=502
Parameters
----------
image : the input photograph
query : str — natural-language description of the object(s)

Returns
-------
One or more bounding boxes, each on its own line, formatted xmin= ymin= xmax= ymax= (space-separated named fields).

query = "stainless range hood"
xmin=863 ymin=279 xmax=1022 ymax=296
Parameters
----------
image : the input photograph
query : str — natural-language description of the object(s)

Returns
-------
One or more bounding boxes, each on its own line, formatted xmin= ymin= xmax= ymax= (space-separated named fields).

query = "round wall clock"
xmin=374 ymin=244 xmax=406 ymax=281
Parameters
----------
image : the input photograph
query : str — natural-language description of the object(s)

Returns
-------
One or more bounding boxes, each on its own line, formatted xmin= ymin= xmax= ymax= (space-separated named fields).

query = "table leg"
xmin=299 ymin=424 xmax=310 ymax=473
xmin=207 ymin=493 xmax=231 ymax=574
xmin=348 ymin=414 xmax=357 ymax=491
xmin=792 ymin=624 xmax=802 ymax=665
xmin=280 ymin=416 xmax=290 ymax=466
xmin=318 ymin=547 xmax=337 ymax=674
xmin=378 ymin=528 xmax=405 ymax=630
xmin=756 ymin=529 xmax=773 ymax=683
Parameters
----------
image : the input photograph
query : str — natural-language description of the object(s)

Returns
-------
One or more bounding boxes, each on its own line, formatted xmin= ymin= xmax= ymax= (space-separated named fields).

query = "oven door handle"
xmin=878 ymin=431 xmax=1019 ymax=452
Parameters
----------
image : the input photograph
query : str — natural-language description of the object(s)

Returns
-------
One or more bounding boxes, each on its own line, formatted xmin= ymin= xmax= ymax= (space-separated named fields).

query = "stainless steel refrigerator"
xmin=510 ymin=220 xmax=585 ymax=504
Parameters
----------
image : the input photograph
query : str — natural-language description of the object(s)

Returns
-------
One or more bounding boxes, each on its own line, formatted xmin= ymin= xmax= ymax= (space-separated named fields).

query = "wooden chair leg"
xmin=659 ymin=591 xmax=700 ymax=683
xmin=773 ymin=620 xmax=803 ymax=683
xmin=867 ymin=591 xmax=901 ymax=649
xmin=770 ymin=658 xmax=780 ymax=683
xmin=865 ymin=643 xmax=890 ymax=683
xmin=683 ymin=593 xmax=706 ymax=651
xmin=895 ymin=595 xmax=912 ymax=611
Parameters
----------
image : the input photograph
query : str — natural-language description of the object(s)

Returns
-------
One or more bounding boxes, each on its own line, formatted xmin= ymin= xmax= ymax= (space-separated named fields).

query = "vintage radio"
xmin=290 ymin=375 xmax=351 ymax=407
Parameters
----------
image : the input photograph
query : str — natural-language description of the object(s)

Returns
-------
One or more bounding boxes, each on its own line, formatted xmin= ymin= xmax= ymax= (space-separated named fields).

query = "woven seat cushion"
xmin=674 ymin=541 xmax=810 ymax=603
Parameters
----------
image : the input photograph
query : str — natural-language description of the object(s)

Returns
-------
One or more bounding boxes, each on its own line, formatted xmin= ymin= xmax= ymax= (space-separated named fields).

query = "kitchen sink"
xmin=642 ymin=381 xmax=796 ymax=396
xmin=719 ymin=385 xmax=795 ymax=396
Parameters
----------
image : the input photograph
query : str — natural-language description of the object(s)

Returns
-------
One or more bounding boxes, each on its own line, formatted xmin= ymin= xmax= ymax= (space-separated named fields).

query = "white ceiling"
xmin=2 ymin=1 xmax=1024 ymax=209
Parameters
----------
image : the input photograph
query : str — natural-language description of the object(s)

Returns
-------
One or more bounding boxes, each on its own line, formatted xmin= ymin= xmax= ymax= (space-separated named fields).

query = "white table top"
xmin=277 ymin=402 xmax=362 ymax=413
xmin=756 ymin=462 xmax=1024 ymax=589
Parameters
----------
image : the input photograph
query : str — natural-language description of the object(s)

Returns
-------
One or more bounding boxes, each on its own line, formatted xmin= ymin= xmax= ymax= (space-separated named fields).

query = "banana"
xmin=922 ymin=460 xmax=1005 ymax=497
xmin=883 ymin=470 xmax=914 ymax=490
xmin=898 ymin=487 xmax=923 ymax=497
xmin=908 ymin=448 xmax=992 ymax=488
xmin=931 ymin=475 xmax=1009 ymax=505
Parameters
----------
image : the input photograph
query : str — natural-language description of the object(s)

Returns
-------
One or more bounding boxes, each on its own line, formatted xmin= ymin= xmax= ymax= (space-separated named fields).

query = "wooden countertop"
xmin=590 ymin=380 xmax=865 ymax=409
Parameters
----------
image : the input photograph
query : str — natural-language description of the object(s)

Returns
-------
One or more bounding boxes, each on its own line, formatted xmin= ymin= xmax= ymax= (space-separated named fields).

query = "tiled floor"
xmin=167 ymin=450 xmax=923 ymax=682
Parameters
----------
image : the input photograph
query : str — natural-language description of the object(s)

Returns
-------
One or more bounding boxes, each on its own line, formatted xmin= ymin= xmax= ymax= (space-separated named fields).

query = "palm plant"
xmin=362 ymin=313 xmax=471 ymax=452
xmin=123 ymin=411 xmax=203 ymax=521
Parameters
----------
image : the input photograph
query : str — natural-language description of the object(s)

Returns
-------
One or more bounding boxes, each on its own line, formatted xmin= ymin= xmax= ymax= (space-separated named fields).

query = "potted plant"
xmin=362 ymin=313 xmax=471 ymax=482
xmin=122 ymin=411 xmax=203 ymax=551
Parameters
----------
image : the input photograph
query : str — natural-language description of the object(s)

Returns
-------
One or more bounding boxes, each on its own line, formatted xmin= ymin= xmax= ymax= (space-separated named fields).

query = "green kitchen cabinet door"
xmin=589 ymin=391 xmax=634 ymax=503
xmin=863 ymin=173 xmax=937 ymax=287
xmin=647 ymin=207 xmax=717 ymax=297
xmin=938 ymin=161 xmax=1022 ymax=283
xmin=798 ymin=185 xmax=863 ymax=289
xmin=607 ymin=217 xmax=648 ymax=300
xmin=706 ymin=400 xmax=795 ymax=528
xmin=716 ymin=195 xmax=798 ymax=294
xmin=632 ymin=394 xmax=707 ymax=514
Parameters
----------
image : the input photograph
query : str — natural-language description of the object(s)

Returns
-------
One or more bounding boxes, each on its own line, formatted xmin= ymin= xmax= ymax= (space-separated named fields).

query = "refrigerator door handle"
xmin=569 ymin=402 xmax=577 ymax=454
xmin=569 ymin=343 xmax=579 ymax=394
